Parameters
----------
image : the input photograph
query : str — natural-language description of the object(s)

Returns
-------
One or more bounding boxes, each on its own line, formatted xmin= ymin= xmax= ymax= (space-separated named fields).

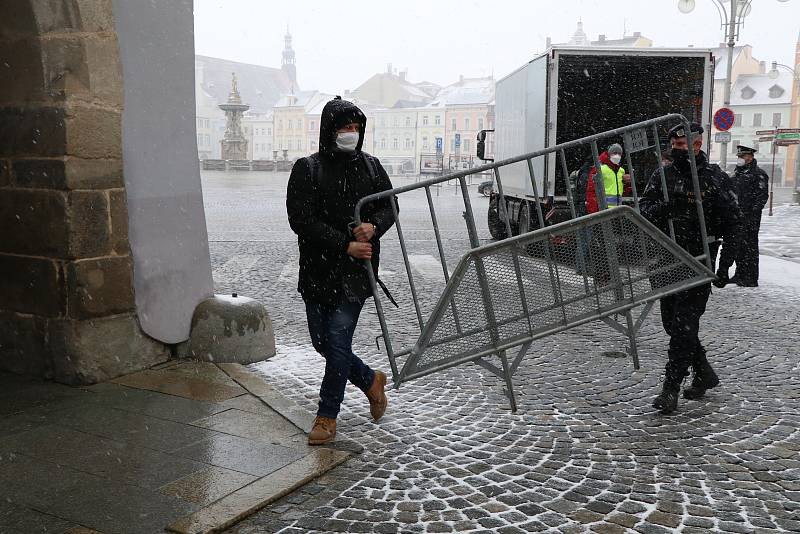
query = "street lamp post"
xmin=678 ymin=0 xmax=753 ymax=170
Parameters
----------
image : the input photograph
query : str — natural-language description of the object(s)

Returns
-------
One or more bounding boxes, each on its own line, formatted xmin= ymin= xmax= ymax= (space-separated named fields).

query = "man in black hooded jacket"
xmin=639 ymin=123 xmax=741 ymax=415
xmin=287 ymin=97 xmax=395 ymax=445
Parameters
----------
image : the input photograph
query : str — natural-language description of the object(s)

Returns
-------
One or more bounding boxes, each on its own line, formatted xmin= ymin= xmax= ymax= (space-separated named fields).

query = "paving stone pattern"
xmin=206 ymin=172 xmax=800 ymax=533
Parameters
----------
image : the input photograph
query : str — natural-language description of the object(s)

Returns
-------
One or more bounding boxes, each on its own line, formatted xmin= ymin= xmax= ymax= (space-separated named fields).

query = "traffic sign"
xmin=435 ymin=137 xmax=443 ymax=153
xmin=776 ymin=139 xmax=800 ymax=147
xmin=755 ymin=129 xmax=777 ymax=136
xmin=778 ymin=128 xmax=800 ymax=134
xmin=714 ymin=132 xmax=731 ymax=143
xmin=776 ymin=132 xmax=800 ymax=141
xmin=713 ymin=108 xmax=735 ymax=131
xmin=455 ymin=133 xmax=461 ymax=147
xmin=759 ymin=136 xmax=774 ymax=142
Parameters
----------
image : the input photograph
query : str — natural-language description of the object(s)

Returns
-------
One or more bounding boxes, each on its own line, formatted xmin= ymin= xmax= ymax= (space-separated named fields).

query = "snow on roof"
xmin=427 ymin=77 xmax=495 ymax=107
xmin=730 ymin=72 xmax=793 ymax=106
xmin=195 ymin=55 xmax=294 ymax=113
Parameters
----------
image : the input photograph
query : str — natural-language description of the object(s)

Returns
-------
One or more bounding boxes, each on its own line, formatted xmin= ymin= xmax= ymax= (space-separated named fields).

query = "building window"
xmin=463 ymin=139 xmax=470 ymax=152
xmin=733 ymin=114 xmax=741 ymax=127
xmin=752 ymin=113 xmax=762 ymax=127
xmin=309 ymin=120 xmax=316 ymax=131
xmin=450 ymin=138 xmax=455 ymax=151
xmin=423 ymin=116 xmax=429 ymax=126
xmin=478 ymin=118 xmax=484 ymax=130
xmin=393 ymin=117 xmax=398 ymax=127
xmin=380 ymin=118 xmax=386 ymax=127
xmin=380 ymin=138 xmax=386 ymax=149
xmin=405 ymin=117 xmax=411 ymax=127
xmin=769 ymin=85 xmax=785 ymax=99
xmin=311 ymin=141 xmax=317 ymax=150
xmin=404 ymin=137 xmax=412 ymax=149
xmin=288 ymin=120 xmax=292 ymax=130
xmin=204 ymin=134 xmax=210 ymax=145
xmin=731 ymin=139 xmax=741 ymax=153
xmin=393 ymin=138 xmax=399 ymax=149
xmin=451 ymin=118 xmax=457 ymax=130
xmin=267 ymin=128 xmax=272 ymax=136
xmin=297 ymin=120 xmax=302 ymax=130
xmin=465 ymin=118 xmax=470 ymax=130
xmin=278 ymin=120 xmax=283 ymax=130
xmin=772 ymin=113 xmax=782 ymax=127
xmin=435 ymin=115 xmax=441 ymax=126
xmin=422 ymin=136 xmax=429 ymax=149
xmin=197 ymin=134 xmax=202 ymax=145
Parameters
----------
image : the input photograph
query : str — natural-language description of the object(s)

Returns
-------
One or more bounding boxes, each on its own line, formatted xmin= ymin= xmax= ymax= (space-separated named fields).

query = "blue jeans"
xmin=305 ymin=300 xmax=375 ymax=419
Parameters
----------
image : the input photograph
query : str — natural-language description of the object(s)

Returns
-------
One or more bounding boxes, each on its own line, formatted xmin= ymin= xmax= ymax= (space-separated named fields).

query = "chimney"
xmin=400 ymin=70 xmax=407 ymax=81
xmin=387 ymin=62 xmax=392 ymax=74
xmin=598 ymin=34 xmax=606 ymax=42
xmin=546 ymin=36 xmax=552 ymax=48
xmin=344 ymin=89 xmax=351 ymax=95
xmin=459 ymin=74 xmax=464 ymax=83
xmin=633 ymin=31 xmax=641 ymax=37
xmin=759 ymin=61 xmax=766 ymax=74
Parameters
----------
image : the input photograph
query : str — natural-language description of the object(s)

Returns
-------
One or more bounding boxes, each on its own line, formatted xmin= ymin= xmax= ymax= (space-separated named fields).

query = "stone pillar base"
xmin=183 ymin=294 xmax=276 ymax=365
xmin=0 ymin=312 xmax=170 ymax=385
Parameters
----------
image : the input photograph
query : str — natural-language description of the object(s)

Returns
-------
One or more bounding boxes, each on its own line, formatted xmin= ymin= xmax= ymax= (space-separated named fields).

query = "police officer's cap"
xmin=736 ymin=145 xmax=757 ymax=156
xmin=668 ymin=123 xmax=704 ymax=140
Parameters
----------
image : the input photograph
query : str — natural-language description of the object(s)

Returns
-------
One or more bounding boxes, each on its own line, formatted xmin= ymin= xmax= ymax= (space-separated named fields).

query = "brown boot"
xmin=308 ymin=416 xmax=336 ymax=445
xmin=366 ymin=370 xmax=388 ymax=422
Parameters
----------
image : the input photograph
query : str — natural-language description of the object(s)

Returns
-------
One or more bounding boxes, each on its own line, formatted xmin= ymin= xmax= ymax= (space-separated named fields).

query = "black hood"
xmin=318 ymin=96 xmax=366 ymax=158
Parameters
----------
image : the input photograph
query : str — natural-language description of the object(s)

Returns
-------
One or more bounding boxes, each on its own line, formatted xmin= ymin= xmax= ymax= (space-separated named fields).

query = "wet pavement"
xmin=0 ymin=361 xmax=350 ymax=534
xmin=199 ymin=170 xmax=800 ymax=533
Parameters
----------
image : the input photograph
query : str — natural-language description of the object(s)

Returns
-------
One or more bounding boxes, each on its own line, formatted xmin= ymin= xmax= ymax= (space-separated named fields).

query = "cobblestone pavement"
xmin=204 ymin=171 xmax=800 ymax=533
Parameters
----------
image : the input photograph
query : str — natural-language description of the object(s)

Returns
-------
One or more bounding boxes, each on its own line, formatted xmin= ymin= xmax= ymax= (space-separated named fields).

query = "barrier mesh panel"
xmin=401 ymin=207 xmax=713 ymax=380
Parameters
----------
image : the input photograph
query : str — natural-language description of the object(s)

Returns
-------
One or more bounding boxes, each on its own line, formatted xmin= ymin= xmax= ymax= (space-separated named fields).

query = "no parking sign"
xmin=713 ymin=108 xmax=735 ymax=131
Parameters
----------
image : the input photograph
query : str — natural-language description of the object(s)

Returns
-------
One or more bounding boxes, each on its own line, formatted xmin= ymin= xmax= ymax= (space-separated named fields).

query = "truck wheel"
xmin=488 ymin=195 xmax=508 ymax=240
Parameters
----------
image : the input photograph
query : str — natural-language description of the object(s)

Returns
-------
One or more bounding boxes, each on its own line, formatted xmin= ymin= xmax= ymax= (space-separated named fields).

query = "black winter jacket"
xmin=639 ymin=150 xmax=741 ymax=270
xmin=732 ymin=159 xmax=769 ymax=214
xmin=286 ymin=97 xmax=395 ymax=305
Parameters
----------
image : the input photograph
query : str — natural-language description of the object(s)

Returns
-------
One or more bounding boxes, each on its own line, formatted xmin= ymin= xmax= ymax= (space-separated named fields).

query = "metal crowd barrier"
xmin=355 ymin=114 xmax=716 ymax=412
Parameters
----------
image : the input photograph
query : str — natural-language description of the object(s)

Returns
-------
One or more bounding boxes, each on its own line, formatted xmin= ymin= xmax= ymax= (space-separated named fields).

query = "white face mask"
xmin=610 ymin=154 xmax=622 ymax=165
xmin=335 ymin=131 xmax=359 ymax=152
xmin=736 ymin=158 xmax=746 ymax=167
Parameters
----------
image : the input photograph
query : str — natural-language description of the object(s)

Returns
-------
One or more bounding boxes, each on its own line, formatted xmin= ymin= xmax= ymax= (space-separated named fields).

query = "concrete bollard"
xmin=185 ymin=294 xmax=275 ymax=364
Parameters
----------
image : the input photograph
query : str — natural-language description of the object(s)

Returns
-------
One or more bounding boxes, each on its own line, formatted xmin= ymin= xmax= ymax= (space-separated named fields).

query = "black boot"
xmin=683 ymin=357 xmax=719 ymax=400
xmin=652 ymin=379 xmax=680 ymax=415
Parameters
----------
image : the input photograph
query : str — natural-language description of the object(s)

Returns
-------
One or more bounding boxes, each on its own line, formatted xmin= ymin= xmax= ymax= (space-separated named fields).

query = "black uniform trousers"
xmin=659 ymin=283 xmax=712 ymax=382
xmin=733 ymin=210 xmax=762 ymax=284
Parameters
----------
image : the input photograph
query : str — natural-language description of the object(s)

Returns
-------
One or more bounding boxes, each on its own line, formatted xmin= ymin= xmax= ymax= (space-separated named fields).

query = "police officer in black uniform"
xmin=639 ymin=123 xmax=742 ymax=414
xmin=719 ymin=145 xmax=769 ymax=287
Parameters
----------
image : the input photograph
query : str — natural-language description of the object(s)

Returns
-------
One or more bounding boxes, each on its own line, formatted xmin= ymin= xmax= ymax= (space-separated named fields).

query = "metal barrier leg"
xmin=624 ymin=309 xmax=641 ymax=370
xmin=499 ymin=350 xmax=518 ymax=413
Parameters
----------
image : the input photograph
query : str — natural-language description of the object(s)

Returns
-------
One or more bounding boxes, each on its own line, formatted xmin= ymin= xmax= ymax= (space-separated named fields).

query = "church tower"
xmin=282 ymin=26 xmax=297 ymax=91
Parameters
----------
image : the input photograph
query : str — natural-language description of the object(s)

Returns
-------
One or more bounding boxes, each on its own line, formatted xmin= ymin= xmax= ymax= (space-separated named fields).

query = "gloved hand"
xmin=713 ymin=267 xmax=729 ymax=288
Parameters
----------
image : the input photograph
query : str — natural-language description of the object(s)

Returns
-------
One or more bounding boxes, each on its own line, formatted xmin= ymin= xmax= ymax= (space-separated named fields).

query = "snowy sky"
xmin=194 ymin=0 xmax=800 ymax=93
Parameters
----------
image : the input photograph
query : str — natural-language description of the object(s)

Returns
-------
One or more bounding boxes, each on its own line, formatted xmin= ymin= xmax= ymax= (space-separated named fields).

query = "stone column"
xmin=0 ymin=0 xmax=169 ymax=383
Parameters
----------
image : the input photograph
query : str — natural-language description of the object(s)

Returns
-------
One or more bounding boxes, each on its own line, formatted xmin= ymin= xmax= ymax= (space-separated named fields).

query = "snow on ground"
xmin=758 ymin=254 xmax=800 ymax=291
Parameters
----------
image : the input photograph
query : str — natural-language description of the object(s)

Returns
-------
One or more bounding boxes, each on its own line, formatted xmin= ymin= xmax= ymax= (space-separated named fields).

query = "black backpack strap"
xmin=361 ymin=153 xmax=378 ymax=184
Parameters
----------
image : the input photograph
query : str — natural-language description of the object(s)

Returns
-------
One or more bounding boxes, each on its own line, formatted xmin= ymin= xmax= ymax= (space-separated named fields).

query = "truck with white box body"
xmin=478 ymin=46 xmax=715 ymax=238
